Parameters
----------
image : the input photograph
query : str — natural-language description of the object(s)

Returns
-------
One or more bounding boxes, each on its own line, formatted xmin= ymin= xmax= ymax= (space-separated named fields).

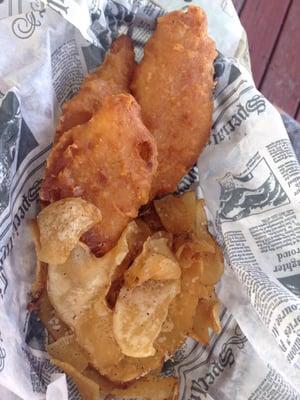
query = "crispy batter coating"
xmin=55 ymin=35 xmax=135 ymax=140
xmin=131 ymin=6 xmax=217 ymax=197
xmin=40 ymin=94 xmax=158 ymax=255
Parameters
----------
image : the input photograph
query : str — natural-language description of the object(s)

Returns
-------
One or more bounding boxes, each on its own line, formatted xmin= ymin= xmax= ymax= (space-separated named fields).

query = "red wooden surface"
xmin=232 ymin=0 xmax=245 ymax=14
xmin=260 ymin=0 xmax=300 ymax=120
xmin=239 ymin=0 xmax=291 ymax=88
xmin=232 ymin=0 xmax=300 ymax=121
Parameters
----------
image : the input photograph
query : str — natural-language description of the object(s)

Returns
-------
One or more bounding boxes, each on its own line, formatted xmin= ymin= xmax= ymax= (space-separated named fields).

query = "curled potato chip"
xmin=125 ymin=235 xmax=181 ymax=288
xmin=191 ymin=297 xmax=221 ymax=345
xmin=37 ymin=198 xmax=101 ymax=264
xmin=83 ymin=368 xmax=117 ymax=394
xmin=47 ymin=222 xmax=137 ymax=328
xmin=30 ymin=220 xmax=48 ymax=300
xmin=52 ymin=359 xmax=100 ymax=400
xmin=31 ymin=260 xmax=48 ymax=300
xmin=106 ymin=219 xmax=152 ymax=307
xmin=109 ymin=374 xmax=178 ymax=400
xmin=47 ymin=334 xmax=89 ymax=372
xmin=155 ymin=261 xmax=203 ymax=356
xmin=106 ymin=253 xmax=208 ymax=382
xmin=154 ymin=191 xmax=197 ymax=234
xmin=37 ymin=291 xmax=70 ymax=341
xmin=102 ymin=352 xmax=163 ymax=383
xmin=114 ymin=279 xmax=180 ymax=358
xmin=199 ymin=247 xmax=224 ymax=286
xmin=74 ymin=296 xmax=123 ymax=372
xmin=174 ymin=234 xmax=224 ymax=285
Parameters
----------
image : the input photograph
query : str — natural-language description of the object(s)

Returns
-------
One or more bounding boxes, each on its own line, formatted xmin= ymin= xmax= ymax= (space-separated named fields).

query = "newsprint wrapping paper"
xmin=0 ymin=0 xmax=299 ymax=399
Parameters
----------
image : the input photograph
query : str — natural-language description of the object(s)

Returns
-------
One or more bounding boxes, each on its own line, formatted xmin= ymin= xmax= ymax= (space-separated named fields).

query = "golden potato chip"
xmin=83 ymin=368 xmax=117 ymax=394
xmin=194 ymin=198 xmax=207 ymax=232
xmin=109 ymin=375 xmax=178 ymax=400
xmin=47 ymin=334 xmax=89 ymax=372
xmin=30 ymin=220 xmax=48 ymax=300
xmin=37 ymin=198 xmax=101 ymax=264
xmin=31 ymin=260 xmax=48 ymax=300
xmin=74 ymin=296 xmax=123 ymax=372
xmin=125 ymin=235 xmax=181 ymax=288
xmin=191 ymin=297 xmax=221 ymax=345
xmin=106 ymin=219 xmax=152 ymax=307
xmin=125 ymin=219 xmax=152 ymax=258
xmin=52 ymin=359 xmax=100 ymax=400
xmin=114 ymin=279 xmax=180 ymax=358
xmin=154 ymin=191 xmax=196 ymax=234
xmin=199 ymin=246 xmax=224 ymax=286
xmin=155 ymin=261 xmax=203 ymax=356
xmin=174 ymin=234 xmax=224 ymax=285
xmin=47 ymin=222 xmax=137 ymax=327
xmin=37 ymin=291 xmax=70 ymax=341
xmin=102 ymin=352 xmax=163 ymax=383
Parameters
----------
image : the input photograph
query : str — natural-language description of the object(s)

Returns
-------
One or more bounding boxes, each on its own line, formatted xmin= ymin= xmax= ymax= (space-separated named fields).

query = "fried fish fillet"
xmin=40 ymin=94 xmax=158 ymax=256
xmin=55 ymin=35 xmax=135 ymax=140
xmin=131 ymin=6 xmax=216 ymax=197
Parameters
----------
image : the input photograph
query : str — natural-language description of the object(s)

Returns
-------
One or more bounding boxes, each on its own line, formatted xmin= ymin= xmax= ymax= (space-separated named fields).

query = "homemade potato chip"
xmin=30 ymin=220 xmax=48 ymax=299
xmin=47 ymin=334 xmax=89 ymax=372
xmin=109 ymin=374 xmax=178 ymax=400
xmin=125 ymin=235 xmax=181 ymax=288
xmin=35 ymin=188 xmax=224 ymax=391
xmin=174 ymin=234 xmax=224 ymax=285
xmin=74 ymin=296 xmax=123 ymax=372
xmin=106 ymin=219 xmax=152 ymax=307
xmin=31 ymin=260 xmax=47 ymax=300
xmin=102 ymin=351 xmax=163 ymax=383
xmin=52 ymin=359 xmax=100 ymax=400
xmin=191 ymin=297 xmax=221 ymax=345
xmin=36 ymin=198 xmax=101 ymax=264
xmin=199 ymin=247 xmax=224 ymax=286
xmin=47 ymin=222 xmax=137 ymax=327
xmin=37 ymin=291 xmax=70 ymax=341
xmin=83 ymin=368 xmax=117 ymax=394
xmin=155 ymin=261 xmax=203 ymax=356
xmin=113 ymin=279 xmax=180 ymax=358
xmin=154 ymin=192 xmax=196 ymax=234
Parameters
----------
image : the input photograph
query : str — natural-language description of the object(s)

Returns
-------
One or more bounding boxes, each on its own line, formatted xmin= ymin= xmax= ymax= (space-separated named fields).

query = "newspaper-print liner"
xmin=0 ymin=0 xmax=299 ymax=399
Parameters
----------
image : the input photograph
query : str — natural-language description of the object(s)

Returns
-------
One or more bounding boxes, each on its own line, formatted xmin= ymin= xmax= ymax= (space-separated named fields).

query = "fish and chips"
xmin=30 ymin=6 xmax=222 ymax=400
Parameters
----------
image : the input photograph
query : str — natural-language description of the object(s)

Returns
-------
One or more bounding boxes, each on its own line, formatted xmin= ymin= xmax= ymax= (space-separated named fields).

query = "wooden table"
xmin=233 ymin=0 xmax=300 ymax=121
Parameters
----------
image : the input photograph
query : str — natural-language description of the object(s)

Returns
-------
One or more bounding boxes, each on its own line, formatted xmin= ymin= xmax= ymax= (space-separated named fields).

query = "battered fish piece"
xmin=131 ymin=6 xmax=216 ymax=197
xmin=56 ymin=35 xmax=135 ymax=140
xmin=40 ymin=94 xmax=158 ymax=256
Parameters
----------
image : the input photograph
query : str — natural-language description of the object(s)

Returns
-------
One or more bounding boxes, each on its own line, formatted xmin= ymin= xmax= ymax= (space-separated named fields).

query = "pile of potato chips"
xmin=30 ymin=191 xmax=223 ymax=400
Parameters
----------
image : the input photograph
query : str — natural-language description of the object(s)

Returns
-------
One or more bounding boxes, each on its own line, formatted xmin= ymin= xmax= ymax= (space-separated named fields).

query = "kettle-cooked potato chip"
xmin=154 ymin=192 xmax=196 ymax=234
xmin=191 ymin=297 xmax=221 ymax=345
xmin=52 ymin=359 xmax=100 ymax=400
xmin=101 ymin=351 xmax=163 ymax=383
xmin=114 ymin=279 xmax=180 ymax=358
xmin=47 ymin=222 xmax=138 ymax=327
xmin=125 ymin=235 xmax=181 ymax=288
xmin=109 ymin=374 xmax=178 ymax=400
xmin=74 ymin=296 xmax=124 ymax=371
xmin=37 ymin=198 xmax=102 ymax=264
xmin=155 ymin=261 xmax=203 ymax=356
xmin=199 ymin=246 xmax=224 ymax=286
xmin=174 ymin=234 xmax=224 ymax=285
xmin=83 ymin=368 xmax=117 ymax=394
xmin=47 ymin=334 xmax=89 ymax=372
xmin=37 ymin=291 xmax=70 ymax=341
xmin=106 ymin=219 xmax=152 ymax=307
